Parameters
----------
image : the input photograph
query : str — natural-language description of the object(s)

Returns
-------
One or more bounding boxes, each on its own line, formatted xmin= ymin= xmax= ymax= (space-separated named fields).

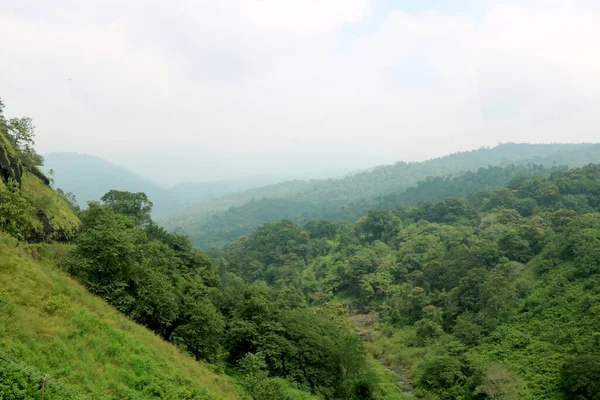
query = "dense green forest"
xmin=0 ymin=100 xmax=406 ymax=399
xmin=3 ymin=98 xmax=600 ymax=399
xmin=160 ymin=144 xmax=600 ymax=249
xmin=163 ymin=162 xmax=574 ymax=249
xmin=211 ymin=164 xmax=600 ymax=399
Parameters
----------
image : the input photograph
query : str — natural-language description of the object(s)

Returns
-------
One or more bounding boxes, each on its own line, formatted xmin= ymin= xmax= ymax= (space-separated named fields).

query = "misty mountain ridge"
xmin=43 ymin=152 xmax=285 ymax=215
xmin=159 ymin=142 xmax=600 ymax=248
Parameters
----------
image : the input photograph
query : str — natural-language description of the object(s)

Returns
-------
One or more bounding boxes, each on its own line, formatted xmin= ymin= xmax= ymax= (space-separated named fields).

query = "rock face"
xmin=0 ymin=131 xmax=23 ymax=187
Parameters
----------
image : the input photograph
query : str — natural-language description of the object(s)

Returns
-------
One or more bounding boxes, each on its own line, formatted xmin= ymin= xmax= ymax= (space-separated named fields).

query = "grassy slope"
xmin=21 ymin=172 xmax=80 ymax=238
xmin=0 ymin=233 xmax=245 ymax=400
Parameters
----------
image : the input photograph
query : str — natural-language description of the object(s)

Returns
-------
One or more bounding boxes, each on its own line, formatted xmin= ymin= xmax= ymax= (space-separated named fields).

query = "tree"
xmin=419 ymin=355 xmax=465 ymax=393
xmin=6 ymin=117 xmax=43 ymax=167
xmin=475 ymin=364 xmax=523 ymax=400
xmin=560 ymin=356 xmax=600 ymax=400
xmin=170 ymin=296 xmax=225 ymax=363
xmin=354 ymin=209 xmax=401 ymax=243
xmin=65 ymin=202 xmax=145 ymax=306
xmin=237 ymin=352 xmax=292 ymax=400
xmin=100 ymin=190 xmax=153 ymax=226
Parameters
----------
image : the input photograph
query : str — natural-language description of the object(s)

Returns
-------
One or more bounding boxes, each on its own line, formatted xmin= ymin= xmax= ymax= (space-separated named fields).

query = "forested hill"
xmin=160 ymin=143 xmax=600 ymax=248
xmin=215 ymin=163 xmax=600 ymax=399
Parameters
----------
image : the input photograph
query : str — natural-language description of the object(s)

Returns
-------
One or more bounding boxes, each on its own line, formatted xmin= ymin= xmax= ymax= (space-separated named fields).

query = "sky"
xmin=1 ymin=0 xmax=600 ymax=184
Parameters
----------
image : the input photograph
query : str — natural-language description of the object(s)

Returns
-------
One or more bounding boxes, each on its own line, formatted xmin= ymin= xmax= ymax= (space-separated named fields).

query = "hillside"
xmin=0 ymin=234 xmax=244 ymax=399
xmin=214 ymin=163 xmax=600 ymax=399
xmin=3 ymin=100 xmax=413 ymax=400
xmin=161 ymin=143 xmax=600 ymax=248
xmin=1 ymin=106 xmax=247 ymax=399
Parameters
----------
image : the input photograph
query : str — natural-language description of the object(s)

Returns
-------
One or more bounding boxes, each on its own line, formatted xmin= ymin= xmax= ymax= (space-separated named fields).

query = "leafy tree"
xmin=419 ymin=355 xmax=466 ymax=394
xmin=6 ymin=117 xmax=43 ymax=167
xmin=170 ymin=295 xmax=225 ymax=363
xmin=66 ymin=202 xmax=145 ymax=307
xmin=560 ymin=356 xmax=600 ymax=400
xmin=237 ymin=352 xmax=294 ymax=400
xmin=100 ymin=190 xmax=153 ymax=226
xmin=354 ymin=209 xmax=401 ymax=243
xmin=475 ymin=364 xmax=523 ymax=400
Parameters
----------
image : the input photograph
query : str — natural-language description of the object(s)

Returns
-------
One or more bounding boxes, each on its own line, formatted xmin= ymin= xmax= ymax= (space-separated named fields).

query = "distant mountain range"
xmin=45 ymin=143 xmax=600 ymax=249
xmin=42 ymin=153 xmax=284 ymax=215
xmin=157 ymin=143 xmax=600 ymax=248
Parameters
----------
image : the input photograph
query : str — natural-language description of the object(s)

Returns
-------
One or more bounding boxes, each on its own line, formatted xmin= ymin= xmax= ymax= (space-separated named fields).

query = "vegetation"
xmin=160 ymin=146 xmax=600 ymax=249
xmin=4 ymin=97 xmax=600 ymax=399
xmin=0 ymin=233 xmax=244 ymax=399
xmin=212 ymin=164 xmax=600 ymax=399
xmin=0 ymin=98 xmax=402 ymax=398
xmin=0 ymin=101 xmax=79 ymax=242
xmin=61 ymin=194 xmax=399 ymax=399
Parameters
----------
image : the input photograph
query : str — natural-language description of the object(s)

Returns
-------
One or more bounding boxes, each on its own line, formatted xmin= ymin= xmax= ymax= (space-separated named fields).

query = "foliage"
xmin=160 ymin=145 xmax=600 ymax=249
xmin=0 ymin=232 xmax=243 ymax=399
xmin=475 ymin=364 xmax=523 ymax=400
xmin=5 ymin=116 xmax=44 ymax=168
xmin=60 ymin=192 xmax=382 ymax=398
xmin=0 ymin=100 xmax=79 ymax=242
xmin=0 ymin=178 xmax=33 ymax=239
xmin=213 ymin=163 xmax=600 ymax=399
xmin=101 ymin=189 xmax=153 ymax=226
xmin=560 ymin=356 xmax=600 ymax=400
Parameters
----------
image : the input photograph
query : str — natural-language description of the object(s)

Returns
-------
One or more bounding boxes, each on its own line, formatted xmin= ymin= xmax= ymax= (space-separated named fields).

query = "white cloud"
xmin=1 ymin=0 xmax=599 ymax=183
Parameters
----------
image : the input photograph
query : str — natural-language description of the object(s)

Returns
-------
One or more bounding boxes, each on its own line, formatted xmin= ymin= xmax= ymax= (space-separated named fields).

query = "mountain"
xmin=43 ymin=152 xmax=173 ymax=211
xmin=42 ymin=153 xmax=283 ymax=215
xmin=160 ymin=143 xmax=600 ymax=248
xmin=6 ymin=98 xmax=600 ymax=399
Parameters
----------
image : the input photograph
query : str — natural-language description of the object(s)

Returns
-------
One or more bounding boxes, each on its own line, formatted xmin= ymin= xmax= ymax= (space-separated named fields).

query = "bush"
xmin=414 ymin=318 xmax=444 ymax=345
xmin=475 ymin=364 xmax=523 ymax=400
xmin=419 ymin=355 xmax=465 ymax=390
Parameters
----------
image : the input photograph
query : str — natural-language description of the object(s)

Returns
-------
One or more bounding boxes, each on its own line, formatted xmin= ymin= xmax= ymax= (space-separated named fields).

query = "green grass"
xmin=0 ymin=233 xmax=245 ymax=399
xmin=21 ymin=172 xmax=80 ymax=239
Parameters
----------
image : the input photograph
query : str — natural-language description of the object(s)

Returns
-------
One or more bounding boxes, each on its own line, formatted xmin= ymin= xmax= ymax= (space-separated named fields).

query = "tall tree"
xmin=101 ymin=190 xmax=153 ymax=226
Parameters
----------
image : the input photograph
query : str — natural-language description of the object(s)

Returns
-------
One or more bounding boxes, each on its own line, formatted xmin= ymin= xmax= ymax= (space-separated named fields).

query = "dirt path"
xmin=349 ymin=313 xmax=414 ymax=395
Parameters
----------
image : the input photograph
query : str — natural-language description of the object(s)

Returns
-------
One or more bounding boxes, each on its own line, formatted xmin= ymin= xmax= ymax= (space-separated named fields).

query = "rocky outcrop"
xmin=0 ymin=131 xmax=23 ymax=187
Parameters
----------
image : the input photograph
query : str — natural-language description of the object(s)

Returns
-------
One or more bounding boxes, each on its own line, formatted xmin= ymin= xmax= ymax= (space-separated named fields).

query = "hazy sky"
xmin=2 ymin=0 xmax=600 ymax=184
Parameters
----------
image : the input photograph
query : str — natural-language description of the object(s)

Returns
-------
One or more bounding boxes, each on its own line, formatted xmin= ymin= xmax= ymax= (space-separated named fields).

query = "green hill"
xmin=1 ymin=100 xmax=406 ymax=400
xmin=160 ymin=143 xmax=600 ymax=249
xmin=0 ymin=101 xmax=246 ymax=399
xmin=0 ymin=234 xmax=244 ymax=399
xmin=213 ymin=163 xmax=600 ymax=399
